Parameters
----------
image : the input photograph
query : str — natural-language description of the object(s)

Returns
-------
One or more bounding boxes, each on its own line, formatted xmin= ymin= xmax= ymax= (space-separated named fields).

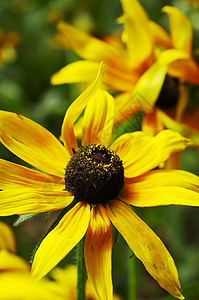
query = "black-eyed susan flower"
xmin=1 ymin=64 xmax=199 ymax=300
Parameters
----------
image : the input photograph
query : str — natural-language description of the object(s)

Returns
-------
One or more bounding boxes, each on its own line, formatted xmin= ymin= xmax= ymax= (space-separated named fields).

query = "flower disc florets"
xmin=65 ymin=144 xmax=124 ymax=204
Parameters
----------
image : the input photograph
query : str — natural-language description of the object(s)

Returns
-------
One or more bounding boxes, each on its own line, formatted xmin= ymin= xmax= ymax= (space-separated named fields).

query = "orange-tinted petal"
xmin=0 ymin=222 xmax=16 ymax=252
xmin=31 ymin=202 xmax=90 ymax=279
xmin=111 ymin=130 xmax=191 ymax=178
xmin=162 ymin=6 xmax=192 ymax=55
xmin=120 ymin=169 xmax=199 ymax=207
xmin=84 ymin=205 xmax=113 ymax=300
xmin=82 ymin=89 xmax=114 ymax=146
xmin=0 ymin=111 xmax=69 ymax=176
xmin=61 ymin=62 xmax=104 ymax=156
xmin=107 ymin=200 xmax=184 ymax=299
xmin=51 ymin=60 xmax=100 ymax=85
xmin=142 ymin=111 xmax=165 ymax=136
xmin=149 ymin=21 xmax=172 ymax=49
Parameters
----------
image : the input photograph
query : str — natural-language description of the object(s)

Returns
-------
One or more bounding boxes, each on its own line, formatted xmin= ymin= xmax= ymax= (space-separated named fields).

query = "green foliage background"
xmin=0 ymin=0 xmax=199 ymax=299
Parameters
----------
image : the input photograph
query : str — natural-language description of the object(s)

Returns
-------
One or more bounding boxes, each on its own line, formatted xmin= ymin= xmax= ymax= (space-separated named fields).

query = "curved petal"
xmin=107 ymin=200 xmax=184 ymax=299
xmin=0 ymin=251 xmax=29 ymax=272
xmin=120 ymin=0 xmax=153 ymax=68
xmin=162 ymin=6 xmax=192 ymax=55
xmin=61 ymin=62 xmax=104 ymax=156
xmin=31 ymin=202 xmax=90 ymax=279
xmin=111 ymin=130 xmax=192 ymax=178
xmin=82 ymin=89 xmax=114 ymax=146
xmin=0 ymin=111 xmax=69 ymax=176
xmin=51 ymin=60 xmax=100 ymax=85
xmin=142 ymin=111 xmax=165 ymax=136
xmin=120 ymin=169 xmax=199 ymax=207
xmin=149 ymin=21 xmax=172 ymax=49
xmin=0 ymin=222 xmax=16 ymax=251
xmin=168 ymin=58 xmax=199 ymax=84
xmin=84 ymin=205 xmax=113 ymax=300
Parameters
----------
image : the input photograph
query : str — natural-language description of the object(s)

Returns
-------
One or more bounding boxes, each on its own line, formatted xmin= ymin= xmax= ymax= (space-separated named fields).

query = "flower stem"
xmin=77 ymin=237 xmax=86 ymax=300
xmin=128 ymin=249 xmax=136 ymax=300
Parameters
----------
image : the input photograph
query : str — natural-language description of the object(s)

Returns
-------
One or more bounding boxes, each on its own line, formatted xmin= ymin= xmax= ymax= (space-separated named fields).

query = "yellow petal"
xmin=107 ymin=200 xmax=184 ymax=299
xmin=0 ymin=222 xmax=16 ymax=251
xmin=61 ymin=62 xmax=105 ymax=156
xmin=0 ymin=111 xmax=69 ymax=176
xmin=111 ymin=129 xmax=191 ymax=178
xmin=51 ymin=60 xmax=100 ymax=85
xmin=82 ymin=89 xmax=114 ymax=146
xmin=157 ymin=109 xmax=199 ymax=147
xmin=0 ymin=251 xmax=29 ymax=272
xmin=120 ymin=0 xmax=153 ymax=68
xmin=84 ymin=205 xmax=113 ymax=300
xmin=120 ymin=169 xmax=199 ymax=207
xmin=31 ymin=202 xmax=90 ymax=279
xmin=0 ymin=272 xmax=64 ymax=300
xmin=162 ymin=6 xmax=193 ymax=55
xmin=149 ymin=21 xmax=172 ymax=49
xmin=142 ymin=111 xmax=165 ymax=136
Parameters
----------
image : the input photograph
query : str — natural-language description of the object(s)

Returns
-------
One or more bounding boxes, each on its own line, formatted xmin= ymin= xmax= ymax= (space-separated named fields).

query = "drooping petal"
xmin=0 ymin=222 xmax=16 ymax=251
xmin=120 ymin=0 xmax=153 ymax=69
xmin=51 ymin=60 xmax=100 ymax=85
xmin=0 ymin=159 xmax=73 ymax=216
xmin=82 ymin=89 xmax=114 ymax=146
xmin=149 ymin=21 xmax=172 ymax=49
xmin=31 ymin=202 xmax=90 ymax=280
xmin=111 ymin=130 xmax=192 ymax=178
xmin=141 ymin=111 xmax=165 ymax=136
xmin=61 ymin=62 xmax=104 ymax=156
xmin=107 ymin=200 xmax=184 ymax=299
xmin=120 ymin=169 xmax=199 ymax=207
xmin=84 ymin=205 xmax=113 ymax=300
xmin=0 ymin=111 xmax=69 ymax=176
xmin=162 ymin=6 xmax=192 ymax=55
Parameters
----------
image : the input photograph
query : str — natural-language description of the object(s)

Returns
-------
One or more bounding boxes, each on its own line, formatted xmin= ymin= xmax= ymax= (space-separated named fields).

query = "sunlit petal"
xmin=107 ymin=200 xmax=184 ymax=299
xmin=120 ymin=169 xmax=199 ymax=207
xmin=0 ymin=111 xmax=69 ymax=176
xmin=31 ymin=202 xmax=90 ymax=279
xmin=0 ymin=251 xmax=29 ymax=272
xmin=149 ymin=21 xmax=172 ymax=49
xmin=82 ymin=89 xmax=114 ymax=146
xmin=61 ymin=62 xmax=105 ymax=156
xmin=142 ymin=111 xmax=165 ymax=136
xmin=111 ymin=130 xmax=192 ymax=178
xmin=84 ymin=205 xmax=113 ymax=300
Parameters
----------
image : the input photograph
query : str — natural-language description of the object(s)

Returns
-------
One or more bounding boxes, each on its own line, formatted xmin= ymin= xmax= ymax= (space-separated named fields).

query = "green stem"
xmin=128 ymin=249 xmax=136 ymax=300
xmin=77 ymin=237 xmax=86 ymax=300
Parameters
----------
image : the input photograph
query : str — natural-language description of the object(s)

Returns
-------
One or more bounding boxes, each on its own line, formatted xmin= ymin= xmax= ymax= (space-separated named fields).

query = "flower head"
xmin=1 ymin=63 xmax=199 ymax=299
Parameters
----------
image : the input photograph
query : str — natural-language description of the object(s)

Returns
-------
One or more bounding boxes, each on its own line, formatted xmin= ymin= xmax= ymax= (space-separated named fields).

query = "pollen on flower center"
xmin=65 ymin=144 xmax=124 ymax=205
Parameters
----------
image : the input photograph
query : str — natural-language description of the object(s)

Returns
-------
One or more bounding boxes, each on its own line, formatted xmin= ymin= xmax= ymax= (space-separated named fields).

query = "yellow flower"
xmin=0 ymin=29 xmax=19 ymax=64
xmin=0 ymin=63 xmax=199 ymax=299
xmin=51 ymin=264 xmax=121 ymax=300
xmin=0 ymin=221 xmax=16 ymax=251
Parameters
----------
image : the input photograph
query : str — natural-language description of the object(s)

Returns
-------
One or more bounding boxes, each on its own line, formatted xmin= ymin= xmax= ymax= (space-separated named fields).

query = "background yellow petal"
xmin=0 ymin=111 xmax=69 ymax=176
xmin=0 ymin=222 xmax=16 ymax=251
xmin=82 ymin=89 xmax=114 ymax=146
xmin=51 ymin=60 xmax=100 ymax=85
xmin=84 ymin=205 xmax=113 ymax=300
xmin=31 ymin=202 xmax=90 ymax=279
xmin=162 ymin=6 xmax=193 ymax=55
xmin=0 ymin=251 xmax=29 ymax=272
xmin=61 ymin=62 xmax=104 ymax=155
xmin=107 ymin=200 xmax=184 ymax=299
xmin=111 ymin=130 xmax=192 ymax=178
xmin=121 ymin=169 xmax=199 ymax=207
xmin=120 ymin=0 xmax=153 ymax=68
xmin=149 ymin=21 xmax=172 ymax=49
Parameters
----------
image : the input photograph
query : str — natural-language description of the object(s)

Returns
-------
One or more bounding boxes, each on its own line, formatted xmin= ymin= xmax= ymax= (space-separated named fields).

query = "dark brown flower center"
xmin=156 ymin=75 xmax=179 ymax=110
xmin=65 ymin=144 xmax=124 ymax=205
